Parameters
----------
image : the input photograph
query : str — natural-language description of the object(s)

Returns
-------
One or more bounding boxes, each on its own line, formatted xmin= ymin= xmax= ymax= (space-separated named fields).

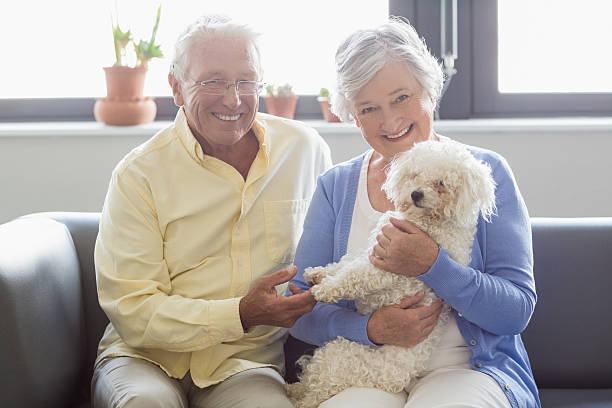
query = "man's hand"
xmin=369 ymin=217 xmax=439 ymax=277
xmin=239 ymin=266 xmax=316 ymax=331
xmin=366 ymin=291 xmax=443 ymax=347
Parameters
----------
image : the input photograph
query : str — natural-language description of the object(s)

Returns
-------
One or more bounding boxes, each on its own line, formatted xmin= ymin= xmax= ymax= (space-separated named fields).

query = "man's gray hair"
xmin=331 ymin=17 xmax=443 ymax=122
xmin=169 ymin=14 xmax=262 ymax=83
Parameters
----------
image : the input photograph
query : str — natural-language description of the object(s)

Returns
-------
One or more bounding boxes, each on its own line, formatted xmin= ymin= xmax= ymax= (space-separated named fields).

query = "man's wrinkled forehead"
xmin=186 ymin=36 xmax=261 ymax=80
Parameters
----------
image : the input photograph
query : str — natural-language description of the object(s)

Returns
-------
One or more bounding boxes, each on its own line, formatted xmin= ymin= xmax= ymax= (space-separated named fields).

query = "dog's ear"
xmin=382 ymin=152 xmax=410 ymax=204
xmin=453 ymin=157 xmax=496 ymax=223
xmin=467 ymin=159 xmax=497 ymax=222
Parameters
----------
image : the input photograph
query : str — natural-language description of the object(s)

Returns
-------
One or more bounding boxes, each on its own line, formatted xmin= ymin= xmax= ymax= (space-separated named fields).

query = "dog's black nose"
xmin=411 ymin=190 xmax=424 ymax=203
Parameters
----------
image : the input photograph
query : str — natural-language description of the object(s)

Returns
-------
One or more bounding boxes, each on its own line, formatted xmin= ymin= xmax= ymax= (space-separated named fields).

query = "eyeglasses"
xmin=195 ymin=80 xmax=265 ymax=95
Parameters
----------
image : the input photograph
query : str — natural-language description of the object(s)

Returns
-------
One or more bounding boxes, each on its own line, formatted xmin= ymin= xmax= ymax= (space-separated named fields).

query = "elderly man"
xmin=91 ymin=15 xmax=332 ymax=408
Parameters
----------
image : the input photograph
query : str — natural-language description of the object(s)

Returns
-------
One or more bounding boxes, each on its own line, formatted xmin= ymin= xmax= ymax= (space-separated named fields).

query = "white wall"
xmin=448 ymin=129 xmax=611 ymax=219
xmin=1 ymin=119 xmax=611 ymax=225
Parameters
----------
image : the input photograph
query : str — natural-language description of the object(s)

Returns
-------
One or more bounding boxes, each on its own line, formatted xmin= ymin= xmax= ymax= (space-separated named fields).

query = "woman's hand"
xmin=369 ymin=217 xmax=439 ymax=277
xmin=366 ymin=291 xmax=443 ymax=347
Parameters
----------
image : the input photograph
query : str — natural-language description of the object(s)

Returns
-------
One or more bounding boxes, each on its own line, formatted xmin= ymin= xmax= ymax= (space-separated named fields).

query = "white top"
xmin=347 ymin=149 xmax=472 ymax=372
xmin=346 ymin=150 xmax=383 ymax=255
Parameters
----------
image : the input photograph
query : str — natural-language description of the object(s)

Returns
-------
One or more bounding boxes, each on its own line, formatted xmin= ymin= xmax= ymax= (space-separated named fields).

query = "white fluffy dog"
xmin=286 ymin=139 xmax=497 ymax=408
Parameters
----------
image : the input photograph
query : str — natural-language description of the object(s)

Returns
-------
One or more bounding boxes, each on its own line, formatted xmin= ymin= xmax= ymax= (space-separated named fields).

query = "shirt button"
xmin=476 ymin=363 xmax=482 ymax=368
xmin=458 ymin=312 xmax=463 ymax=317
xmin=469 ymin=339 xmax=477 ymax=346
xmin=505 ymin=384 xmax=511 ymax=391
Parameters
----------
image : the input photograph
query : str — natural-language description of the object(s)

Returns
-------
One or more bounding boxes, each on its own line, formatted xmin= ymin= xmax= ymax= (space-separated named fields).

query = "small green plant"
xmin=318 ymin=88 xmax=330 ymax=98
xmin=265 ymin=84 xmax=275 ymax=96
xmin=112 ymin=5 xmax=163 ymax=68
xmin=266 ymin=83 xmax=295 ymax=97
xmin=112 ymin=24 xmax=131 ymax=66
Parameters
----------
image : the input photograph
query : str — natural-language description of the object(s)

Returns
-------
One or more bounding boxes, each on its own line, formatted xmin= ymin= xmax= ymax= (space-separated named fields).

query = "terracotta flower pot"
xmin=264 ymin=95 xmax=299 ymax=119
xmin=94 ymin=65 xmax=157 ymax=126
xmin=94 ymin=98 xmax=157 ymax=126
xmin=317 ymin=97 xmax=340 ymax=122
xmin=103 ymin=66 xmax=147 ymax=101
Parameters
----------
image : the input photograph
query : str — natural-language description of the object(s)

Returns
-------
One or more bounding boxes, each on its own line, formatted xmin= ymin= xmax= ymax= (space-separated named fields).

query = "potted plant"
xmin=263 ymin=83 xmax=299 ymax=119
xmin=94 ymin=5 xmax=163 ymax=126
xmin=317 ymin=88 xmax=340 ymax=122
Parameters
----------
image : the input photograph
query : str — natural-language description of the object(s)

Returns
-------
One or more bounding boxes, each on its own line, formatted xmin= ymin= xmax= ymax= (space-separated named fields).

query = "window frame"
xmin=392 ymin=0 xmax=612 ymax=119
xmin=4 ymin=0 xmax=610 ymax=122
xmin=470 ymin=0 xmax=612 ymax=118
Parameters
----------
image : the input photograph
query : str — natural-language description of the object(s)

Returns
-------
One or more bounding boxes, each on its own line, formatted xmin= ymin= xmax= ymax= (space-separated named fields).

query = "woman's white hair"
xmin=331 ymin=16 xmax=444 ymax=122
xmin=169 ymin=14 xmax=262 ymax=83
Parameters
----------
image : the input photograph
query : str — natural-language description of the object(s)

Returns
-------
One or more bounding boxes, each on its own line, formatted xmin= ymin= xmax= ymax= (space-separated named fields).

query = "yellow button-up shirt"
xmin=94 ymin=109 xmax=331 ymax=388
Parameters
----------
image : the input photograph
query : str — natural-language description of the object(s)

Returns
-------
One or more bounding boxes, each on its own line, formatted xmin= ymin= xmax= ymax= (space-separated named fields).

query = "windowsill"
xmin=2 ymin=116 xmax=612 ymax=138
xmin=309 ymin=116 xmax=612 ymax=134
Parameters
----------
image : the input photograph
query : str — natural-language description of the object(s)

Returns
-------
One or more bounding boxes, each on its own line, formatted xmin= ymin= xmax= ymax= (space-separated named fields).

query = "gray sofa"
xmin=0 ymin=212 xmax=611 ymax=407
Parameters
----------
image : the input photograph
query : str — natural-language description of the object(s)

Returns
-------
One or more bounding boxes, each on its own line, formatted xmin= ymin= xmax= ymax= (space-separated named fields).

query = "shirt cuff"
xmin=209 ymin=297 xmax=245 ymax=342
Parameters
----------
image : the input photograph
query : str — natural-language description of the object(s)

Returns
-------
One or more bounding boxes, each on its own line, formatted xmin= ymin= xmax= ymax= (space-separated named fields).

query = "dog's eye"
xmin=437 ymin=180 xmax=445 ymax=187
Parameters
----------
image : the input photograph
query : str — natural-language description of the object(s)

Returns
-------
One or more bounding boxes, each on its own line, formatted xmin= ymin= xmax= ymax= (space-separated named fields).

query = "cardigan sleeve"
xmin=419 ymin=153 xmax=536 ymax=335
xmin=288 ymin=172 xmax=376 ymax=347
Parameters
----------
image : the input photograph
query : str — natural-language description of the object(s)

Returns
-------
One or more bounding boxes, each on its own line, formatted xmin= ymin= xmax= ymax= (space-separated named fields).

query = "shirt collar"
xmin=174 ymin=108 xmax=202 ymax=163
xmin=174 ymin=108 xmax=270 ymax=166
xmin=251 ymin=114 xmax=270 ymax=166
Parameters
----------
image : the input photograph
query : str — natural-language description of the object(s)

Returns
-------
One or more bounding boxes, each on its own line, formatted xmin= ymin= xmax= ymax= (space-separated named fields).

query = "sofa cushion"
xmin=539 ymin=388 xmax=612 ymax=408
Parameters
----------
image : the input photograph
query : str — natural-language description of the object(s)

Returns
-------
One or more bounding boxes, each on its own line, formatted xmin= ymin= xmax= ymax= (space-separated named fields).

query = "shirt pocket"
xmin=263 ymin=199 xmax=310 ymax=264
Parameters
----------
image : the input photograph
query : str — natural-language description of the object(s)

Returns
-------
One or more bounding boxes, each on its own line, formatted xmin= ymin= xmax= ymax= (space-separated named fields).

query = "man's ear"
xmin=168 ymin=73 xmax=184 ymax=107
xmin=354 ymin=115 xmax=361 ymax=128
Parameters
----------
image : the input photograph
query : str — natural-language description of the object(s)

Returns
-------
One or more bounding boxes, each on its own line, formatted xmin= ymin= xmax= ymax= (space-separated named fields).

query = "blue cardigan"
xmin=288 ymin=146 xmax=541 ymax=408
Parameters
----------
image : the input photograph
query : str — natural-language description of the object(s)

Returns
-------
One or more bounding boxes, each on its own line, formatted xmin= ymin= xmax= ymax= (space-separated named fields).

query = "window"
xmin=5 ymin=0 xmax=608 ymax=121
xmin=498 ymin=0 xmax=612 ymax=94
xmin=1 ymin=0 xmax=387 ymax=121
xmin=393 ymin=0 xmax=612 ymax=119
xmin=469 ymin=0 xmax=612 ymax=118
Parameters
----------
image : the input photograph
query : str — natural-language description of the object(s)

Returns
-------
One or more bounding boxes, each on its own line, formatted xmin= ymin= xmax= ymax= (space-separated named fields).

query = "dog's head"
xmin=383 ymin=139 xmax=496 ymax=225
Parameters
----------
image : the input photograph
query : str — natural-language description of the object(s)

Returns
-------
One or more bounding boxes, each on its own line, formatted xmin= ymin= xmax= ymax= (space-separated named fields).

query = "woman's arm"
xmin=367 ymin=152 xmax=535 ymax=335
xmin=420 ymin=154 xmax=536 ymax=335
xmin=288 ymin=175 xmax=375 ymax=347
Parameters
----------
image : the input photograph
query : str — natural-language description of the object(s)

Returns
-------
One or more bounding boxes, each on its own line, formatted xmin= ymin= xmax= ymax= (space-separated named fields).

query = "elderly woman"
xmin=288 ymin=18 xmax=540 ymax=408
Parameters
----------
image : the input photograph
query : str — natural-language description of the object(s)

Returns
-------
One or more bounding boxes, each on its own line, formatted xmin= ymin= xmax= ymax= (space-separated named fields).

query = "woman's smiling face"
xmin=352 ymin=60 xmax=436 ymax=162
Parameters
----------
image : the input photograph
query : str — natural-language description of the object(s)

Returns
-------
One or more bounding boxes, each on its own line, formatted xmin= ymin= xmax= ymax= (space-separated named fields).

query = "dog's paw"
xmin=285 ymin=382 xmax=305 ymax=400
xmin=304 ymin=266 xmax=326 ymax=285
xmin=311 ymin=283 xmax=341 ymax=303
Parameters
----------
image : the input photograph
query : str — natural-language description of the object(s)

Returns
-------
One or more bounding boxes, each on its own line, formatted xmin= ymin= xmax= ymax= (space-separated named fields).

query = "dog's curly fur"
xmin=286 ymin=139 xmax=497 ymax=408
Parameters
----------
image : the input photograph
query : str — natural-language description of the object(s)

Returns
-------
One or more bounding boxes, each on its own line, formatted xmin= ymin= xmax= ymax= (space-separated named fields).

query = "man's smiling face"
xmin=172 ymin=35 xmax=260 ymax=152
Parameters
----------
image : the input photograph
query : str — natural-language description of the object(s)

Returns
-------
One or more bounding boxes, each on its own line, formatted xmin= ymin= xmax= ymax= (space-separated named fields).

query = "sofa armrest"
xmin=23 ymin=211 xmax=106 ymax=384
xmin=0 ymin=217 xmax=85 ymax=408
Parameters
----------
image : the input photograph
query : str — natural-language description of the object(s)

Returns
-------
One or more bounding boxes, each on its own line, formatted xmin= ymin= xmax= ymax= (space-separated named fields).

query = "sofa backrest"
xmin=522 ymin=217 xmax=612 ymax=389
